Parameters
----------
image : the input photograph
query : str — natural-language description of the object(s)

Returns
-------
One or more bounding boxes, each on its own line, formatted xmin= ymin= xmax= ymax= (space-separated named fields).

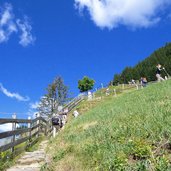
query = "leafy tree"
xmin=38 ymin=76 xmax=68 ymax=118
xmin=113 ymin=74 xmax=121 ymax=85
xmin=78 ymin=76 xmax=95 ymax=92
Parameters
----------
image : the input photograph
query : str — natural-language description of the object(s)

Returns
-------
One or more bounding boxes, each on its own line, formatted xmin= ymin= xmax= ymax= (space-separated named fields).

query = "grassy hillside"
xmin=47 ymin=80 xmax=171 ymax=171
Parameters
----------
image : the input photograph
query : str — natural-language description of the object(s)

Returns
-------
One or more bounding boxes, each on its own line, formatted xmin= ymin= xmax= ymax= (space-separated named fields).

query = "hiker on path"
xmin=52 ymin=114 xmax=62 ymax=128
xmin=140 ymin=77 xmax=148 ymax=87
xmin=61 ymin=114 xmax=67 ymax=126
xmin=106 ymin=88 xmax=110 ymax=96
xmin=73 ymin=110 xmax=79 ymax=118
xmin=63 ymin=108 xmax=69 ymax=115
xmin=131 ymin=79 xmax=136 ymax=85
xmin=156 ymin=64 xmax=165 ymax=82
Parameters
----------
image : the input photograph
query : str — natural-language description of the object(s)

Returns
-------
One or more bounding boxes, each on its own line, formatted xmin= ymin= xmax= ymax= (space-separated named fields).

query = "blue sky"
xmin=0 ymin=0 xmax=171 ymax=120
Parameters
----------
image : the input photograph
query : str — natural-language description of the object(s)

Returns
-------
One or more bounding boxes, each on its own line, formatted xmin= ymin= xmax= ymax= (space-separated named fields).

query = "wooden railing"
xmin=0 ymin=117 xmax=52 ymax=154
xmin=63 ymin=95 xmax=85 ymax=112
xmin=94 ymin=80 xmax=161 ymax=98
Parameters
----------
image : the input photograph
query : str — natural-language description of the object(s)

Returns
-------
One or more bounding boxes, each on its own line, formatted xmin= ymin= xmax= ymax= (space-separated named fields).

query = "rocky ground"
xmin=6 ymin=140 xmax=49 ymax=171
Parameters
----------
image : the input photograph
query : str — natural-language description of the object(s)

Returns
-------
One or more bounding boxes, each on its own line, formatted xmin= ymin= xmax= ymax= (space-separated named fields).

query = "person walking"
xmin=142 ymin=77 xmax=148 ymax=87
xmin=73 ymin=110 xmax=79 ymax=118
xmin=156 ymin=64 xmax=165 ymax=82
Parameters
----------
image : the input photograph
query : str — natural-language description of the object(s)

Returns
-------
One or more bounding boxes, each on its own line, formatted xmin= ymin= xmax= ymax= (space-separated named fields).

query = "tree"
xmin=78 ymin=76 xmax=95 ymax=92
xmin=38 ymin=76 xmax=68 ymax=118
xmin=113 ymin=74 xmax=121 ymax=85
xmin=111 ymin=43 xmax=171 ymax=85
xmin=54 ymin=76 xmax=68 ymax=105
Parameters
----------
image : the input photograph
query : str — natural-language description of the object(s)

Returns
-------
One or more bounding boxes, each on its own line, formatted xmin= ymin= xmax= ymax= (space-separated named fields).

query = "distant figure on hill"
xmin=63 ymin=108 xmax=69 ymax=115
xmin=73 ymin=110 xmax=79 ymax=118
xmin=88 ymin=91 xmax=93 ymax=100
xmin=52 ymin=114 xmax=63 ymax=128
xmin=156 ymin=64 xmax=165 ymax=82
xmin=140 ymin=77 xmax=148 ymax=87
xmin=106 ymin=88 xmax=110 ymax=96
xmin=61 ymin=114 xmax=67 ymax=126
xmin=131 ymin=79 xmax=136 ymax=85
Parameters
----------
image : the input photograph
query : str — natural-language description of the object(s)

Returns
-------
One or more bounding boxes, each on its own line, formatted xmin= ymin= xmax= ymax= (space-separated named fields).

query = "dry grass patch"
xmin=82 ymin=121 xmax=98 ymax=130
xmin=53 ymin=155 xmax=85 ymax=171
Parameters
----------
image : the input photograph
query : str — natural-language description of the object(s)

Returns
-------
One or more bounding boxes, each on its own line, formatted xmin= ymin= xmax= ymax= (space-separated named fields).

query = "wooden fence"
xmin=63 ymin=95 xmax=85 ymax=112
xmin=0 ymin=116 xmax=52 ymax=154
xmin=94 ymin=80 xmax=160 ymax=98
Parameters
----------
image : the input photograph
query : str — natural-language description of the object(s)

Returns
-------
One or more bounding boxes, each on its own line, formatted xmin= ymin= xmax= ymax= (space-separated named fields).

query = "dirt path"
xmin=6 ymin=140 xmax=49 ymax=171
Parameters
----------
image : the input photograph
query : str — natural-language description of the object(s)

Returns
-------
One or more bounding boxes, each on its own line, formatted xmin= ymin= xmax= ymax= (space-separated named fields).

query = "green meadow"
xmin=47 ymin=80 xmax=171 ymax=171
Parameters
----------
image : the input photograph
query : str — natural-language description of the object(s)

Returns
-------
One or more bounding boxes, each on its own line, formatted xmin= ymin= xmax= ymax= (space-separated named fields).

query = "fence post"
xmin=44 ymin=119 xmax=48 ymax=136
xmin=122 ymin=84 xmax=125 ymax=90
xmin=45 ymin=125 xmax=47 ymax=136
xmin=114 ymin=89 xmax=117 ymax=97
xmin=49 ymin=119 xmax=52 ymax=137
xmin=53 ymin=126 xmax=57 ymax=138
xmin=28 ymin=116 xmax=31 ymax=141
xmin=36 ymin=113 xmax=40 ymax=137
xmin=136 ymin=84 xmax=139 ymax=90
xmin=93 ymin=92 xmax=95 ymax=99
xmin=11 ymin=113 xmax=16 ymax=153
xmin=100 ymin=91 xmax=102 ymax=99
xmin=141 ymin=84 xmax=143 ymax=89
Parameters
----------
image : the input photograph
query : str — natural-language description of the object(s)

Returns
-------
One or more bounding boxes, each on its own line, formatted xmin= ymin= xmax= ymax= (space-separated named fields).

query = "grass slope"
xmin=47 ymin=80 xmax=171 ymax=171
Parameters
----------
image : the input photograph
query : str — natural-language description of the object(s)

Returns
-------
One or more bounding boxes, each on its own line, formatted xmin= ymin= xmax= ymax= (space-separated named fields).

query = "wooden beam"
xmin=32 ymin=117 xmax=47 ymax=124
xmin=0 ymin=128 xmax=30 ymax=139
xmin=0 ymin=118 xmax=31 ymax=125
xmin=0 ymin=136 xmax=29 ymax=152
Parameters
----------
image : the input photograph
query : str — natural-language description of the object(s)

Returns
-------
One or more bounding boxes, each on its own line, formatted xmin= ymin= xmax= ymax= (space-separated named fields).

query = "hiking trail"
xmin=6 ymin=140 xmax=49 ymax=171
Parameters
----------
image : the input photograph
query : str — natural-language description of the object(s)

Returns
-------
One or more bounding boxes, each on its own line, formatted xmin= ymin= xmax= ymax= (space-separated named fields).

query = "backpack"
xmin=52 ymin=117 xmax=60 ymax=126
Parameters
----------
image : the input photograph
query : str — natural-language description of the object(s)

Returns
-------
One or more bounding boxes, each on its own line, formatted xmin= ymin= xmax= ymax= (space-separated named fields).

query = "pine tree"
xmin=112 ymin=43 xmax=171 ymax=85
xmin=38 ymin=76 xmax=68 ymax=118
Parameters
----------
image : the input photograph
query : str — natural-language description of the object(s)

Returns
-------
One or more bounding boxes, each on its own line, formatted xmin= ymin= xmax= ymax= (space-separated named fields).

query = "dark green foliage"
xmin=112 ymin=43 xmax=171 ymax=85
xmin=78 ymin=76 xmax=95 ymax=92
xmin=53 ymin=76 xmax=68 ymax=105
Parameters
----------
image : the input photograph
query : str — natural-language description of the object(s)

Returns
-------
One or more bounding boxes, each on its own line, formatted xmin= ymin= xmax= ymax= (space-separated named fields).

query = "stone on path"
xmin=7 ymin=140 xmax=49 ymax=171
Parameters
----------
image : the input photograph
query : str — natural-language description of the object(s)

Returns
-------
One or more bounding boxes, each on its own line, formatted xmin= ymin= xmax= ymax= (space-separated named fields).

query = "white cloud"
xmin=0 ymin=123 xmax=12 ymax=132
xmin=75 ymin=0 xmax=171 ymax=29
xmin=17 ymin=18 xmax=36 ymax=47
xmin=0 ymin=3 xmax=17 ymax=43
xmin=0 ymin=83 xmax=30 ymax=102
xmin=0 ymin=3 xmax=13 ymax=26
xmin=27 ymin=110 xmax=39 ymax=119
xmin=0 ymin=123 xmax=20 ymax=134
xmin=29 ymin=101 xmax=39 ymax=109
xmin=0 ymin=3 xmax=35 ymax=46
xmin=28 ymin=101 xmax=40 ymax=119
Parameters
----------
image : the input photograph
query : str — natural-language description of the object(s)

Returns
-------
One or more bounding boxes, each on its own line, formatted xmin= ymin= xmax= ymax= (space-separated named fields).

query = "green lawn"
xmin=47 ymin=80 xmax=171 ymax=171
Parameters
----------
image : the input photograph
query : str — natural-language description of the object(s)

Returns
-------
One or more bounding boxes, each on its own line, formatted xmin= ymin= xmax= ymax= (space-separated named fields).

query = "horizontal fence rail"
xmin=0 ymin=117 xmax=52 ymax=154
xmin=63 ymin=95 xmax=85 ymax=113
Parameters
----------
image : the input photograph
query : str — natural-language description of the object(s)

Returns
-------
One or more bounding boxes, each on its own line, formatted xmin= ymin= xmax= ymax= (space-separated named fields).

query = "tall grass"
xmin=48 ymin=80 xmax=171 ymax=170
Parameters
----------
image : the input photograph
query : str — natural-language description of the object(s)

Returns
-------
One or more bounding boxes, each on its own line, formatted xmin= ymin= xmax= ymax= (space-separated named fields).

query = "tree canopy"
xmin=112 ymin=42 xmax=171 ymax=85
xmin=78 ymin=76 xmax=95 ymax=92
xmin=38 ymin=76 xmax=68 ymax=118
